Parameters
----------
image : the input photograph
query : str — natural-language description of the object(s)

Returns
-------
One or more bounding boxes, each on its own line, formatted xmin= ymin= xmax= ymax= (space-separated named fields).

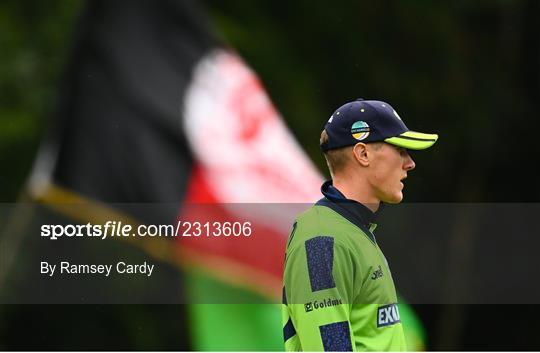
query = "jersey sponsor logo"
xmin=305 ymin=298 xmax=343 ymax=312
xmin=371 ymin=265 xmax=384 ymax=280
xmin=377 ymin=303 xmax=401 ymax=327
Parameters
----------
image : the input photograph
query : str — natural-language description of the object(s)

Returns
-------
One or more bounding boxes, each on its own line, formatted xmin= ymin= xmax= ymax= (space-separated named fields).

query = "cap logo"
xmin=351 ymin=121 xmax=370 ymax=141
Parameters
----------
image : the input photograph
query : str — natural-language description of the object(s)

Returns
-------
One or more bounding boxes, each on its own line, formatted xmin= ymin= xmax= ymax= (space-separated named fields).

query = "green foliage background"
xmin=0 ymin=1 xmax=83 ymax=200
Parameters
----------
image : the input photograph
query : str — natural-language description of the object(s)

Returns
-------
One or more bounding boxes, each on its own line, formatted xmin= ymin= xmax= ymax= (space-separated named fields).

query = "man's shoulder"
xmin=295 ymin=200 xmax=361 ymax=229
xmin=296 ymin=200 xmax=336 ymax=219
xmin=289 ymin=201 xmax=371 ymax=249
xmin=295 ymin=201 xmax=349 ymax=230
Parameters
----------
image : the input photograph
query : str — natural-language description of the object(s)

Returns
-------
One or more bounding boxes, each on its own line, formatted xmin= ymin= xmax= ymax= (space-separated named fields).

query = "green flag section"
xmin=185 ymin=270 xmax=282 ymax=351
xmin=399 ymin=300 xmax=427 ymax=351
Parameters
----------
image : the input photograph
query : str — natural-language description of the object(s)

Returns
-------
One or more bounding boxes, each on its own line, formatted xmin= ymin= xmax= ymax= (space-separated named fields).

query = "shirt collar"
xmin=317 ymin=180 xmax=383 ymax=241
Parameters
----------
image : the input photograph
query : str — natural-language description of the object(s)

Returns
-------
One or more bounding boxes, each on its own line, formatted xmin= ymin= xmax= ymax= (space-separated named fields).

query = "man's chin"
xmin=382 ymin=192 xmax=403 ymax=204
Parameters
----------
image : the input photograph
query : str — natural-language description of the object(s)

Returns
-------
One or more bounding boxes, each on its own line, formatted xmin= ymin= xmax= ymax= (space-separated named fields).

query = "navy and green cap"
xmin=321 ymin=98 xmax=438 ymax=151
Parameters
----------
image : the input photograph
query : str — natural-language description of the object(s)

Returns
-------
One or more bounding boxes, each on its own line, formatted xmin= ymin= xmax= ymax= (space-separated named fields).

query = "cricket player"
xmin=282 ymin=99 xmax=438 ymax=351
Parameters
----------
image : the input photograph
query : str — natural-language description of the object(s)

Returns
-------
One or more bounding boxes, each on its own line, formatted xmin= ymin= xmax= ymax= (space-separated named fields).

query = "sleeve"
xmin=283 ymin=236 xmax=358 ymax=351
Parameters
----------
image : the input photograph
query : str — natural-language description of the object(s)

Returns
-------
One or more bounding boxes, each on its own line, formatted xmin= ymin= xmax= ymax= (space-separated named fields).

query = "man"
xmin=282 ymin=98 xmax=438 ymax=351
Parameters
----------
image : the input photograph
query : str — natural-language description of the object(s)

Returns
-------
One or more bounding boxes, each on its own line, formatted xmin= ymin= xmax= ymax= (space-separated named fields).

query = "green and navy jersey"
xmin=282 ymin=181 xmax=406 ymax=351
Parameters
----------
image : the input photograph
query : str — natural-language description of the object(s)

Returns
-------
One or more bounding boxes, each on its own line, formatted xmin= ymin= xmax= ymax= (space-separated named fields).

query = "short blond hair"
xmin=320 ymin=130 xmax=353 ymax=177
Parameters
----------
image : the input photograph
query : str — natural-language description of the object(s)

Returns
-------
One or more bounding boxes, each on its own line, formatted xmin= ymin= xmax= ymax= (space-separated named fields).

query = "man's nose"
xmin=404 ymin=152 xmax=415 ymax=171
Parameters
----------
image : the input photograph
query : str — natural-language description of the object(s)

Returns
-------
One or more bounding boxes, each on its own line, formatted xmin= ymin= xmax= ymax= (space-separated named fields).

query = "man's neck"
xmin=332 ymin=179 xmax=380 ymax=212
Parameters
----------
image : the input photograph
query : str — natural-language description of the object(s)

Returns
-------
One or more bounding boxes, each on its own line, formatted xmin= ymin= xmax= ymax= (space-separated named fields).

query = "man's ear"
xmin=352 ymin=143 xmax=370 ymax=167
